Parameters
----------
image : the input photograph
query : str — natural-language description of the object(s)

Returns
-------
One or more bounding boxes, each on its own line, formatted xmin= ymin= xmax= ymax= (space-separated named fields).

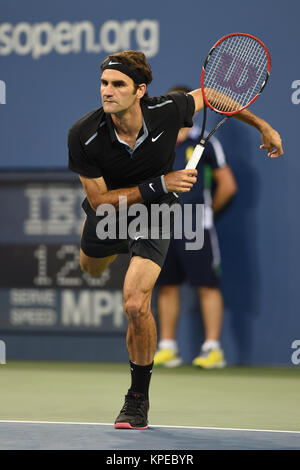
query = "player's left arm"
xmin=189 ymin=89 xmax=284 ymax=158
xmin=233 ymin=108 xmax=283 ymax=158
xmin=188 ymin=88 xmax=204 ymax=112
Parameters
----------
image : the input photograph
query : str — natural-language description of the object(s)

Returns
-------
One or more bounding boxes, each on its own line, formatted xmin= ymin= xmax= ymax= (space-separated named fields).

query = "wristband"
xmin=138 ymin=175 xmax=168 ymax=203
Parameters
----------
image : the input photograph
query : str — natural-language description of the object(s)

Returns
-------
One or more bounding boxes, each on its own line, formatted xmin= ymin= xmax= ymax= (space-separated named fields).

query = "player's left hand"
xmin=260 ymin=126 xmax=283 ymax=158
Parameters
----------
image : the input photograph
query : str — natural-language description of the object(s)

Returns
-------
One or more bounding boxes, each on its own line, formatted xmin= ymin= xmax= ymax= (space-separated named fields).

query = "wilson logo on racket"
xmin=215 ymin=52 xmax=258 ymax=95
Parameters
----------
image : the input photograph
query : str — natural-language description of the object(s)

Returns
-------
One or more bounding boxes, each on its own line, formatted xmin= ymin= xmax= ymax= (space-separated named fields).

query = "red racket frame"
xmin=200 ymin=32 xmax=271 ymax=116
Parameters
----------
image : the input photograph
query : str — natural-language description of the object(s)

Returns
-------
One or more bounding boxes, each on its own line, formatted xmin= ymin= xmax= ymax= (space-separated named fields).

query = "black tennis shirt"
xmin=68 ymin=92 xmax=195 ymax=191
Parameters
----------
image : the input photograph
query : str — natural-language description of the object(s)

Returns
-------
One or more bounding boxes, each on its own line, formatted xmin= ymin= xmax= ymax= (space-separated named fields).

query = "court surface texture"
xmin=0 ymin=361 xmax=299 ymax=450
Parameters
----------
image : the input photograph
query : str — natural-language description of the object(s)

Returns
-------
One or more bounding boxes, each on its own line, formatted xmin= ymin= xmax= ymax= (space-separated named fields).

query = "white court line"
xmin=0 ymin=420 xmax=300 ymax=435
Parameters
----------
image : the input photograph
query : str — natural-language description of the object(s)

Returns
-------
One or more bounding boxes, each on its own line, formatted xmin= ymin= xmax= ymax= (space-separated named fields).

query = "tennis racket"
xmin=186 ymin=32 xmax=271 ymax=170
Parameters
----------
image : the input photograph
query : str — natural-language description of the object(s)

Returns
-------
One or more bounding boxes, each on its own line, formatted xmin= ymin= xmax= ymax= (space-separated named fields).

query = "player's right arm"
xmin=79 ymin=170 xmax=198 ymax=211
xmin=79 ymin=175 xmax=142 ymax=211
xmin=69 ymin=123 xmax=197 ymax=210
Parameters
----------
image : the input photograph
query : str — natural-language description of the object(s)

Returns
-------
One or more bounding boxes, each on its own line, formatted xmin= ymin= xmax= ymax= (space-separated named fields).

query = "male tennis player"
xmin=68 ymin=50 xmax=283 ymax=430
xmin=155 ymin=85 xmax=237 ymax=369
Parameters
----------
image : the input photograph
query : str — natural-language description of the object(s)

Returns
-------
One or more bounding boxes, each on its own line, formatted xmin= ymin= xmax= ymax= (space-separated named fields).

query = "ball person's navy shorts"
xmin=156 ymin=228 xmax=221 ymax=287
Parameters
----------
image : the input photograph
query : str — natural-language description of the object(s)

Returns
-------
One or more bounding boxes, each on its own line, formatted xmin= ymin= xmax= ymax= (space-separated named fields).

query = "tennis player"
xmin=68 ymin=50 xmax=283 ymax=430
xmin=155 ymin=85 xmax=237 ymax=369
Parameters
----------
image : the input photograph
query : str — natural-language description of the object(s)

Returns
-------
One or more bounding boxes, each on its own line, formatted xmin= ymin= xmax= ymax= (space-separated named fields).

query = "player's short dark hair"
xmin=100 ymin=50 xmax=153 ymax=100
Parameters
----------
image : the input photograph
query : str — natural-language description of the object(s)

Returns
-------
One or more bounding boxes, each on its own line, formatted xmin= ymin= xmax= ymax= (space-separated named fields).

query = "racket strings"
xmin=225 ymin=37 xmax=263 ymax=110
xmin=209 ymin=37 xmax=264 ymax=111
xmin=203 ymin=34 xmax=269 ymax=113
xmin=206 ymin=38 xmax=267 ymax=111
xmin=243 ymin=41 xmax=269 ymax=104
xmin=234 ymin=37 xmax=267 ymax=105
xmin=213 ymin=36 xmax=265 ymax=96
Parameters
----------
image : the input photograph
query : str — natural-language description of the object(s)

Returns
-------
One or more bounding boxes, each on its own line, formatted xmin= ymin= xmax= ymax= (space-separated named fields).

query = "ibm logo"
xmin=0 ymin=80 xmax=6 ymax=104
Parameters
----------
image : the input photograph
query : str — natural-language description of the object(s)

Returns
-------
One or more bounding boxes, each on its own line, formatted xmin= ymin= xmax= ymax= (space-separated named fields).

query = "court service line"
xmin=0 ymin=420 xmax=300 ymax=434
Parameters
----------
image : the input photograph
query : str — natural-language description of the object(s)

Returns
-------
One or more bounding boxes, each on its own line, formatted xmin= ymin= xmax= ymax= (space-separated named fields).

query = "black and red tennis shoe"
xmin=114 ymin=390 xmax=149 ymax=429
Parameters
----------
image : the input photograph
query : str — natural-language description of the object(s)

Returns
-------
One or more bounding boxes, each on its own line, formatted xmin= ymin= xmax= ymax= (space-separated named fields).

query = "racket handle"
xmin=172 ymin=144 xmax=205 ymax=198
xmin=185 ymin=144 xmax=205 ymax=169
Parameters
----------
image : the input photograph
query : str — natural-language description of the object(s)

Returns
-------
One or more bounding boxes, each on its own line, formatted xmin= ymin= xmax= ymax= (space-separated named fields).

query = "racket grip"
xmin=185 ymin=144 xmax=205 ymax=169
xmin=172 ymin=144 xmax=205 ymax=198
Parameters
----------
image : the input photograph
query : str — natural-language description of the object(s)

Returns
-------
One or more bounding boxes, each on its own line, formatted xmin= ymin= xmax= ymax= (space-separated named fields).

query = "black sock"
xmin=129 ymin=360 xmax=153 ymax=399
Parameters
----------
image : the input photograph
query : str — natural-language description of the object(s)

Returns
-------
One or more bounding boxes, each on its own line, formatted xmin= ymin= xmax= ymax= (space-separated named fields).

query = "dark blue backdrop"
xmin=0 ymin=0 xmax=299 ymax=365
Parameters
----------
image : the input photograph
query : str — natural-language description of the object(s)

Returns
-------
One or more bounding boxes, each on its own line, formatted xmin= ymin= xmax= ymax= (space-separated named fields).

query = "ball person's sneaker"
xmin=114 ymin=391 xmax=149 ymax=429
xmin=153 ymin=348 xmax=183 ymax=367
xmin=192 ymin=348 xmax=226 ymax=369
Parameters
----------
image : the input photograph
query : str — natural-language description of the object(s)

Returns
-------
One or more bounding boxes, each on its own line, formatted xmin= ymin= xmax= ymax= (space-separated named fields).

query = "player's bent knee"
xmin=80 ymin=259 xmax=103 ymax=276
xmin=79 ymin=251 xmax=115 ymax=277
xmin=81 ymin=263 xmax=106 ymax=277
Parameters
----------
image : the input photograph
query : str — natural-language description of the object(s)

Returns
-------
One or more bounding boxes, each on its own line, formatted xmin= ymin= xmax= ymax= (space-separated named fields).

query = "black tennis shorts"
xmin=80 ymin=196 xmax=178 ymax=268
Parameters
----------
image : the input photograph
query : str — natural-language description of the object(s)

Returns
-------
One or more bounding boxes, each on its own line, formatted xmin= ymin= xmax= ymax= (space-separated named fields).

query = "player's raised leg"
xmin=80 ymin=249 xmax=117 ymax=276
xmin=79 ymin=219 xmax=118 ymax=276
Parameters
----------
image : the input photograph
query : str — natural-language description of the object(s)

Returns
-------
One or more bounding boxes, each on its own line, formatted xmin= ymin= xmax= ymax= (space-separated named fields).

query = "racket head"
xmin=201 ymin=33 xmax=271 ymax=116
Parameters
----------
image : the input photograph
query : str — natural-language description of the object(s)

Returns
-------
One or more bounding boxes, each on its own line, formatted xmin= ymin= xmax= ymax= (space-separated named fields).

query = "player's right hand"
xmin=164 ymin=169 xmax=197 ymax=193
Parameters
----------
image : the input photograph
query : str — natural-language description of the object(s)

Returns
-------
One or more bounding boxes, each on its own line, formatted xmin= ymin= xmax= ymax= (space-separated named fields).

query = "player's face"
xmin=101 ymin=69 xmax=138 ymax=114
